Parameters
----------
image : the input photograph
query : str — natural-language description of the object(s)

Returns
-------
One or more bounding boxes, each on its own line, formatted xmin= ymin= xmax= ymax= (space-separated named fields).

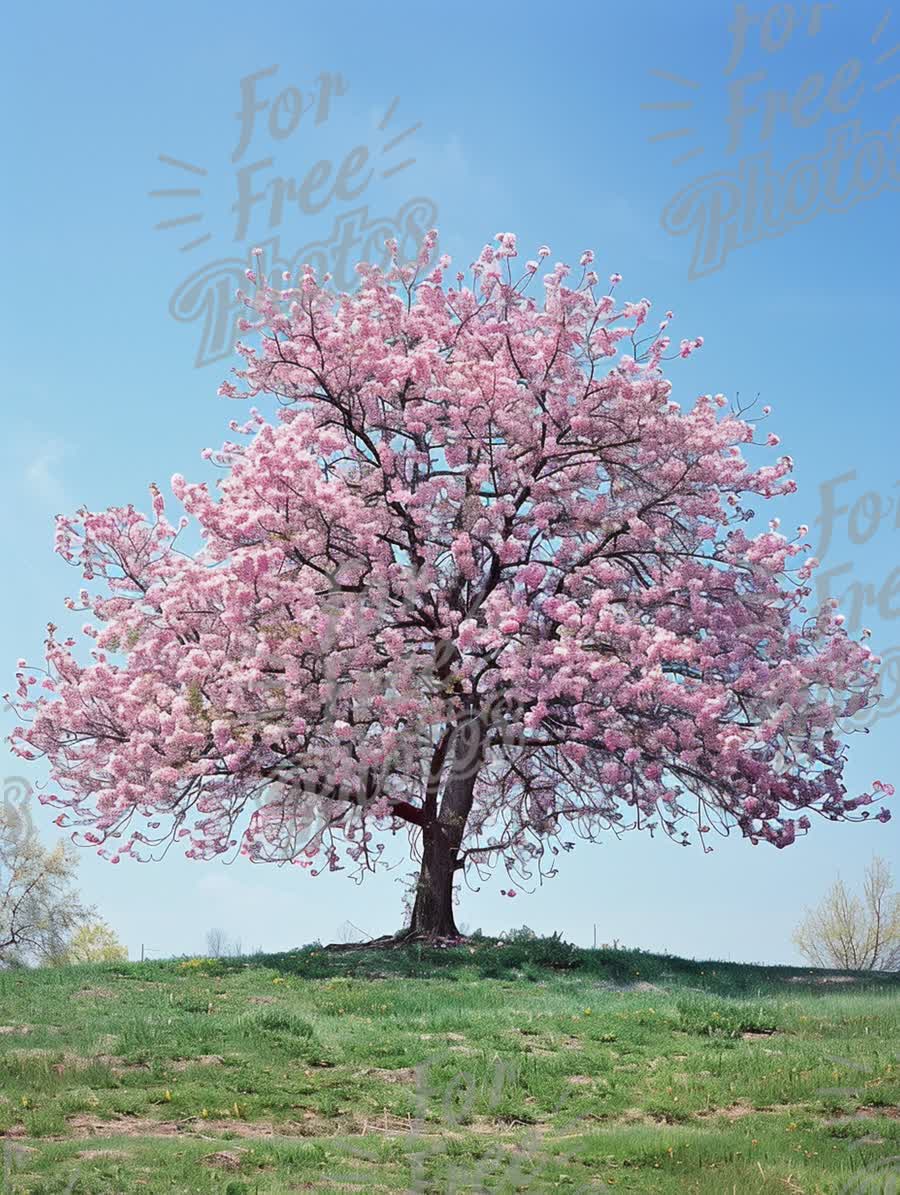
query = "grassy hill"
xmin=0 ymin=939 xmax=897 ymax=1193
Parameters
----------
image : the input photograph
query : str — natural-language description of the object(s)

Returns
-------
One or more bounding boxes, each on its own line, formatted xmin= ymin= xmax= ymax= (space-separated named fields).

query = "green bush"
xmin=498 ymin=930 xmax=581 ymax=971
xmin=675 ymin=994 xmax=779 ymax=1037
xmin=243 ymin=1008 xmax=315 ymax=1039
xmin=501 ymin=925 xmax=538 ymax=943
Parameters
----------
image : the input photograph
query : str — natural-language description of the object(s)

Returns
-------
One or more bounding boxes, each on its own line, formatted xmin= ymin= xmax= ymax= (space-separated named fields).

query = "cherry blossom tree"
xmin=8 ymin=232 xmax=893 ymax=940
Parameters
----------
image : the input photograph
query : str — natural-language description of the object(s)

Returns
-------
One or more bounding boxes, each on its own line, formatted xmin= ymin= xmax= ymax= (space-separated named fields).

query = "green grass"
xmin=0 ymin=940 xmax=896 ymax=1192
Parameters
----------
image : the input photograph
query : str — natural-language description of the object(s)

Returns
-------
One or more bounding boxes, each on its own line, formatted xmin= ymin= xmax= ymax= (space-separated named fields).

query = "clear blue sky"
xmin=1 ymin=0 xmax=897 ymax=964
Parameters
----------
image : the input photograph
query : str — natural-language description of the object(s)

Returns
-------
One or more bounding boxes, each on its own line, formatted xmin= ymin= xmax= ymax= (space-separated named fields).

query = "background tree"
xmin=1 ymin=779 xmax=91 ymax=966
xmin=63 ymin=919 xmax=128 ymax=964
xmin=335 ymin=920 xmax=368 ymax=945
xmin=794 ymin=855 xmax=900 ymax=971
xmin=205 ymin=926 xmax=243 ymax=957
xmin=205 ymin=926 xmax=228 ymax=958
xmin=8 ymin=232 xmax=892 ymax=941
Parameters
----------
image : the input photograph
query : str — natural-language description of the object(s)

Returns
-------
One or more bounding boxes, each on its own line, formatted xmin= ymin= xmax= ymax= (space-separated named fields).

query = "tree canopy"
xmin=8 ymin=232 xmax=892 ymax=936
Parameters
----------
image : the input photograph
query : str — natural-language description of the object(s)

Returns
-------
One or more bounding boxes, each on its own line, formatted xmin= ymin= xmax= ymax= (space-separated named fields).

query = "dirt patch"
xmin=463 ymin=1115 xmax=598 ymax=1139
xmin=75 ymin=1149 xmax=130 ymax=1160
xmin=74 ymin=987 xmax=116 ymax=1000
xmin=248 ymin=996 xmax=277 ymax=1005
xmin=355 ymin=1111 xmax=417 ymax=1136
xmin=202 ymin=1149 xmax=245 ymax=1170
xmin=824 ymin=1105 xmax=900 ymax=1123
xmin=0 ymin=1114 xmax=577 ymax=1146
xmin=617 ymin=1108 xmax=676 ymax=1126
xmin=66 ymin=1054 xmax=147 ymax=1076
xmin=170 ymin=1054 xmax=225 ymax=1071
xmin=356 ymin=1067 xmax=418 ymax=1084
xmin=696 ymin=1102 xmax=756 ymax=1121
xmin=695 ymin=1102 xmax=800 ymax=1121
xmin=66 ymin=1115 xmax=184 ymax=1138
xmin=566 ymin=1075 xmax=594 ymax=1086
xmin=294 ymin=1187 xmax=385 ymax=1194
xmin=0 ymin=1025 xmax=31 ymax=1036
xmin=56 ymin=1053 xmax=148 ymax=1075
xmin=204 ymin=1119 xmax=282 ymax=1138
xmin=863 ymin=1105 xmax=900 ymax=1119
xmin=742 ymin=1030 xmax=777 ymax=1040
xmin=55 ymin=1115 xmax=331 ymax=1141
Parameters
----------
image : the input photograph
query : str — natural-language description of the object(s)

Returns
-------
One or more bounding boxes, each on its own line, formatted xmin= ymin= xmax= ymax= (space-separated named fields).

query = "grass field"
xmin=0 ymin=938 xmax=897 ymax=1193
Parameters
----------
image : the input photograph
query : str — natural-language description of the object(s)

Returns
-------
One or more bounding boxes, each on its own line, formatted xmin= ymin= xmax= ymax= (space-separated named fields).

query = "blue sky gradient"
xmin=2 ymin=0 xmax=897 ymax=963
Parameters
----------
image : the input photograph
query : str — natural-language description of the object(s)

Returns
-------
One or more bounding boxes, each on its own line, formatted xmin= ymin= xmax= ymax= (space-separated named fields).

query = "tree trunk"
xmin=405 ymin=712 xmax=485 ymax=940
xmin=408 ymin=822 xmax=460 ymax=938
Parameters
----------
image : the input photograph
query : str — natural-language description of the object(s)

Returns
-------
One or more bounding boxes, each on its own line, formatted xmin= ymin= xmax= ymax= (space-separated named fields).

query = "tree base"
xmin=322 ymin=928 xmax=468 ymax=951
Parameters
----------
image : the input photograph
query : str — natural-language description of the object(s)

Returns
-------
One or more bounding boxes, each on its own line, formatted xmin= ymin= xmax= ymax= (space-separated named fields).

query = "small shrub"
xmin=241 ymin=1008 xmax=315 ymax=1042
xmin=675 ymin=994 xmax=779 ymax=1037
xmin=502 ymin=926 xmax=538 ymax=943
xmin=501 ymin=931 xmax=581 ymax=971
